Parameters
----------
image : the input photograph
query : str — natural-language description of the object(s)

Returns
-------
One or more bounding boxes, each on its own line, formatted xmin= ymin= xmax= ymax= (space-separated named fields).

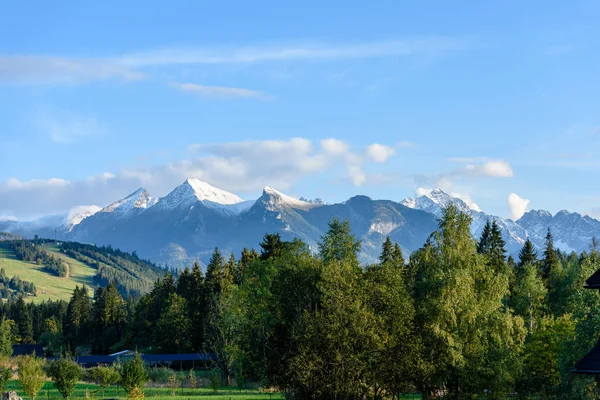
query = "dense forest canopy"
xmin=1 ymin=205 xmax=600 ymax=399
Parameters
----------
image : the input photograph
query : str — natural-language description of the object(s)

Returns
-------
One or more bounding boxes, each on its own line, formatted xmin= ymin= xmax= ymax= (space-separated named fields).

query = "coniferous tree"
xmin=542 ymin=228 xmax=560 ymax=280
xmin=14 ymin=296 xmax=33 ymax=343
xmin=236 ymin=247 xmax=258 ymax=285
xmin=259 ymin=234 xmax=285 ymax=261
xmin=477 ymin=220 xmax=492 ymax=254
xmin=519 ymin=238 xmax=538 ymax=268
xmin=65 ymin=285 xmax=91 ymax=350
xmin=392 ymin=243 xmax=404 ymax=265
xmin=379 ymin=237 xmax=394 ymax=264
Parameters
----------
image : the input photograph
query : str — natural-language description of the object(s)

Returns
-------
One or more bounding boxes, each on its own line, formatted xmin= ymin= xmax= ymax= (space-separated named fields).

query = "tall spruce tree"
xmin=542 ymin=228 xmax=560 ymax=280
xmin=519 ymin=238 xmax=538 ymax=268
xmin=477 ymin=220 xmax=492 ymax=254
xmin=380 ymin=237 xmax=394 ymax=264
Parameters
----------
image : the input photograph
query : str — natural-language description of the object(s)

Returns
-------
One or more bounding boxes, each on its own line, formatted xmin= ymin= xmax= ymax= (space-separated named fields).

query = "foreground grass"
xmin=0 ymin=244 xmax=95 ymax=302
xmin=6 ymin=380 xmax=284 ymax=400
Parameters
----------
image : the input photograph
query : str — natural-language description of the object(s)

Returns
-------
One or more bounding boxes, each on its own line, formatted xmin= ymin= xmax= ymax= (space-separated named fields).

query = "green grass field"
xmin=0 ymin=244 xmax=96 ymax=302
xmin=5 ymin=380 xmax=285 ymax=400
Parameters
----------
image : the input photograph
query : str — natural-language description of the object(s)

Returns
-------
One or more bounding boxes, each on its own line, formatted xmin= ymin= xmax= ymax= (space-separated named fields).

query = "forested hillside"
xmin=2 ymin=207 xmax=600 ymax=398
xmin=0 ymin=238 xmax=168 ymax=300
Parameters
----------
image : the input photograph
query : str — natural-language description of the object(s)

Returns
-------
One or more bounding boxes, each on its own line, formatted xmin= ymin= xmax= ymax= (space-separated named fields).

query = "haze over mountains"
xmin=1 ymin=178 xmax=598 ymax=268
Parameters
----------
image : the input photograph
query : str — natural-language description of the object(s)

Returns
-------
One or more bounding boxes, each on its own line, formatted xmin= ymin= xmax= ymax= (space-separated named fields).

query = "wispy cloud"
xmin=0 ymin=56 xmax=143 ymax=85
xmin=116 ymin=36 xmax=469 ymax=67
xmin=0 ymin=137 xmax=408 ymax=218
xmin=37 ymin=112 xmax=106 ymax=144
xmin=171 ymin=82 xmax=269 ymax=100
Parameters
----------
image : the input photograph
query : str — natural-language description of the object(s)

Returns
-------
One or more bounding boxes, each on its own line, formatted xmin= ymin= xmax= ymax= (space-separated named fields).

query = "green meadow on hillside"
xmin=0 ymin=243 xmax=95 ymax=302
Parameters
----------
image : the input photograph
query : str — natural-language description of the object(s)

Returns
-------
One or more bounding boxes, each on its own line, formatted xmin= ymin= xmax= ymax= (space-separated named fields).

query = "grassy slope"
xmin=0 ymin=244 xmax=96 ymax=303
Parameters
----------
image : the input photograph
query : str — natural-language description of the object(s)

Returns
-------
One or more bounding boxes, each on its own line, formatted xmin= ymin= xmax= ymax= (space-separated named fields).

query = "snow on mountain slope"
xmin=100 ymin=188 xmax=156 ymax=218
xmin=261 ymin=186 xmax=322 ymax=211
xmin=402 ymin=188 xmax=527 ymax=252
xmin=152 ymin=178 xmax=248 ymax=216
xmin=518 ymin=209 xmax=600 ymax=252
xmin=402 ymin=188 xmax=480 ymax=216
xmin=63 ymin=205 xmax=102 ymax=231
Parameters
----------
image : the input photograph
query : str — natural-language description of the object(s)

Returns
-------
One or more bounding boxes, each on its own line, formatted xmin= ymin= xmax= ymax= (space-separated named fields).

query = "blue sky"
xmin=1 ymin=1 xmax=600 ymax=220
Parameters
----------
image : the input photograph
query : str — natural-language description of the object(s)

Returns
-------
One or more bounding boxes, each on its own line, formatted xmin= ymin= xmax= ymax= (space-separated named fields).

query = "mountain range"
xmin=1 ymin=178 xmax=597 ymax=267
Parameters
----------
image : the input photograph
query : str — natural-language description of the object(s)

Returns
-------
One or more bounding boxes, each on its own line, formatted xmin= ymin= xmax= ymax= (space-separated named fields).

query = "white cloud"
xmin=171 ymin=82 xmax=269 ymax=100
xmin=117 ymin=36 xmax=468 ymax=67
xmin=365 ymin=143 xmax=396 ymax=163
xmin=0 ymin=137 xmax=402 ymax=218
xmin=320 ymin=138 xmax=349 ymax=155
xmin=508 ymin=193 xmax=530 ymax=220
xmin=464 ymin=160 xmax=514 ymax=177
xmin=0 ymin=56 xmax=143 ymax=85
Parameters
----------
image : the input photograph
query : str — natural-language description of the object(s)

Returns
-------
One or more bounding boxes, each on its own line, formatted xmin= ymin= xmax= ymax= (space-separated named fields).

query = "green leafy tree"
xmin=412 ymin=204 xmax=525 ymax=398
xmin=17 ymin=355 xmax=46 ymax=400
xmin=89 ymin=366 xmax=120 ymax=398
xmin=318 ymin=218 xmax=361 ymax=267
xmin=118 ymin=352 xmax=148 ymax=400
xmin=155 ymin=293 xmax=190 ymax=352
xmin=512 ymin=263 xmax=547 ymax=332
xmin=46 ymin=358 xmax=83 ymax=400
xmin=0 ymin=318 xmax=14 ymax=359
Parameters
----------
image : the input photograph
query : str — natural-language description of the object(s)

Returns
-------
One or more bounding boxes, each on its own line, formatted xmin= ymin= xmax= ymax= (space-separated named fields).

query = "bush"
xmin=147 ymin=367 xmax=174 ymax=385
xmin=167 ymin=373 xmax=177 ymax=396
xmin=46 ymin=358 xmax=83 ymax=400
xmin=188 ymin=369 xmax=196 ymax=391
xmin=17 ymin=355 xmax=46 ymax=400
xmin=87 ymin=365 xmax=120 ymax=397
xmin=208 ymin=370 xmax=221 ymax=394
xmin=0 ymin=366 xmax=12 ymax=392
xmin=118 ymin=353 xmax=148 ymax=400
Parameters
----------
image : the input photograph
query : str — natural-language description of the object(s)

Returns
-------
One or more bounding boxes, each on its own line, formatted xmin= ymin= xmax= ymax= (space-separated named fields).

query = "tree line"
xmin=1 ymin=204 xmax=600 ymax=398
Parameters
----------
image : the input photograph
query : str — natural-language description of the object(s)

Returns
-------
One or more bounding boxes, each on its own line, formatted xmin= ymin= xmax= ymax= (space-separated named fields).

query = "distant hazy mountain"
xmin=402 ymin=189 xmax=529 ymax=254
xmin=3 ymin=180 xmax=600 ymax=267
xmin=517 ymin=209 xmax=600 ymax=253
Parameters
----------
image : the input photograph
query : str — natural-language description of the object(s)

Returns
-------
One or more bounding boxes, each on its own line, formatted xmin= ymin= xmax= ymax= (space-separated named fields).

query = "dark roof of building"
xmin=584 ymin=268 xmax=600 ymax=289
xmin=72 ymin=352 xmax=217 ymax=365
xmin=12 ymin=344 xmax=44 ymax=358
xmin=573 ymin=339 xmax=600 ymax=374
xmin=75 ymin=356 xmax=115 ymax=364
xmin=142 ymin=353 xmax=217 ymax=362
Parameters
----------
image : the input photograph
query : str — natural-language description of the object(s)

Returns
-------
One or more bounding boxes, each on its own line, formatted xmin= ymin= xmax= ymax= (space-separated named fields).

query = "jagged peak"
xmin=261 ymin=186 xmax=320 ymax=211
xmin=102 ymin=188 xmax=154 ymax=214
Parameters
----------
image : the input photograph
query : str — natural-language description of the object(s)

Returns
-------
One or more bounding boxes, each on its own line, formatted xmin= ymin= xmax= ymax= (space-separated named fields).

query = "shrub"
xmin=88 ymin=365 xmax=120 ymax=397
xmin=17 ymin=355 xmax=46 ymax=400
xmin=188 ymin=369 xmax=196 ymax=392
xmin=167 ymin=373 xmax=177 ymax=396
xmin=208 ymin=370 xmax=221 ymax=394
xmin=46 ymin=358 xmax=83 ymax=400
xmin=118 ymin=353 xmax=148 ymax=400
xmin=0 ymin=366 xmax=12 ymax=392
xmin=147 ymin=367 xmax=174 ymax=385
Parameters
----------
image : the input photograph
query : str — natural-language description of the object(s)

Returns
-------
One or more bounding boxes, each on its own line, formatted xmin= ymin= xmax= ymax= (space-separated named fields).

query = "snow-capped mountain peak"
xmin=261 ymin=186 xmax=320 ymax=211
xmin=153 ymin=178 xmax=248 ymax=216
xmin=402 ymin=188 xmax=479 ymax=217
xmin=101 ymin=188 xmax=156 ymax=218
